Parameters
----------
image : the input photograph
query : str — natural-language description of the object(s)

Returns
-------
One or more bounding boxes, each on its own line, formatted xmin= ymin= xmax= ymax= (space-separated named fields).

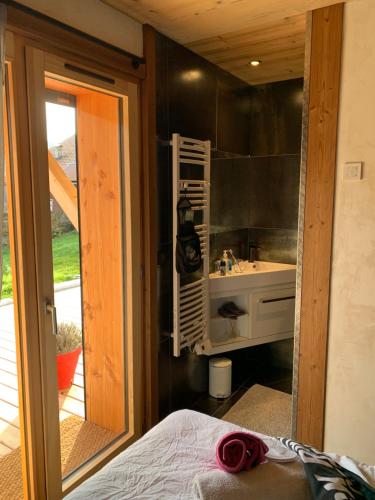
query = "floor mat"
xmin=222 ymin=384 xmax=292 ymax=438
xmin=0 ymin=415 xmax=117 ymax=499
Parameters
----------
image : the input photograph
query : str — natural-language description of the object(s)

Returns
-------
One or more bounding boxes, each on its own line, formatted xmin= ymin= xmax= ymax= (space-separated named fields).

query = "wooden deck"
xmin=0 ymin=330 xmax=85 ymax=457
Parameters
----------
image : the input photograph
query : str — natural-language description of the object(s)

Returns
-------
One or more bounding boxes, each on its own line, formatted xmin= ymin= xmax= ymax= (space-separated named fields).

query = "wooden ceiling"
xmin=102 ymin=0 xmax=348 ymax=85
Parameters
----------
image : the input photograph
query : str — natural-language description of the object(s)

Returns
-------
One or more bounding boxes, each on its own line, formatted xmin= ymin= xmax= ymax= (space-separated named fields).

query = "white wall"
xmin=15 ymin=0 xmax=143 ymax=56
xmin=325 ymin=0 xmax=375 ymax=464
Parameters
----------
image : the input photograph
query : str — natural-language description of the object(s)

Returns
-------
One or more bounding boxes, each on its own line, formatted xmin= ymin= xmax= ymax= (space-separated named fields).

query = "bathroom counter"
xmin=196 ymin=261 xmax=296 ymax=356
xmin=209 ymin=261 xmax=296 ymax=294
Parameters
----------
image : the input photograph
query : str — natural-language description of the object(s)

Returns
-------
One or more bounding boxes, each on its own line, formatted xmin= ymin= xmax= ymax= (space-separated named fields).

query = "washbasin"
xmin=209 ymin=260 xmax=296 ymax=293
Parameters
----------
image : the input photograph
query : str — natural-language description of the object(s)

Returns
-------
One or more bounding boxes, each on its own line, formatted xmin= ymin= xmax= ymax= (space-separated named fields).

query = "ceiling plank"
xmin=207 ymin=34 xmax=306 ymax=65
xmin=101 ymin=0 xmax=351 ymax=84
xmin=187 ymin=15 xmax=306 ymax=52
xmin=102 ymin=0 xmax=345 ymax=42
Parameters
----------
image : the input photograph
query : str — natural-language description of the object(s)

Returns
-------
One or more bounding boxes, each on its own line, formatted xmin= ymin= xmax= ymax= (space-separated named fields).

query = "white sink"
xmin=209 ymin=260 xmax=296 ymax=293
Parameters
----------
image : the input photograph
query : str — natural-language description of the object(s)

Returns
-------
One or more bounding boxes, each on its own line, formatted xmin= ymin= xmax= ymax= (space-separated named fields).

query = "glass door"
xmin=25 ymin=47 xmax=142 ymax=496
xmin=0 ymin=64 xmax=28 ymax=500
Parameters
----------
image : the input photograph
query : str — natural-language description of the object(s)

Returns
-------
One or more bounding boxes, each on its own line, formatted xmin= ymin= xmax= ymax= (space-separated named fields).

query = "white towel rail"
xmin=172 ymin=134 xmax=210 ymax=357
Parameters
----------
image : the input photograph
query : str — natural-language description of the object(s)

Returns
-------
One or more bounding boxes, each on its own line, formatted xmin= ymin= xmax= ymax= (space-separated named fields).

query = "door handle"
xmin=46 ymin=302 xmax=58 ymax=336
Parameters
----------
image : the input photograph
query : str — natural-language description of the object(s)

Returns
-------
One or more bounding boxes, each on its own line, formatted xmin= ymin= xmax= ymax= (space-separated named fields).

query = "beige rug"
xmin=0 ymin=416 xmax=117 ymax=500
xmin=222 ymin=384 xmax=292 ymax=438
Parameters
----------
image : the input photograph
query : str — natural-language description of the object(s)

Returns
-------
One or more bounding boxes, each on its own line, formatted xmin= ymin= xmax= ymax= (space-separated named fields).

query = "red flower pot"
xmin=56 ymin=346 xmax=82 ymax=391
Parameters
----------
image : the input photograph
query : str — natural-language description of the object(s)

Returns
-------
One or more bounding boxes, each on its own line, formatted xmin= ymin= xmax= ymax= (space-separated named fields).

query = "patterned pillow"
xmin=278 ymin=438 xmax=375 ymax=500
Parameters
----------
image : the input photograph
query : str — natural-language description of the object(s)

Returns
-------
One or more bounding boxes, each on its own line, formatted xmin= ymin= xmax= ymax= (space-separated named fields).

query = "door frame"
xmin=4 ymin=33 xmax=50 ymax=500
xmin=25 ymin=45 xmax=144 ymax=495
xmin=293 ymin=3 xmax=344 ymax=449
xmin=4 ymin=4 xmax=145 ymax=498
xmin=141 ymin=3 xmax=345 ymax=448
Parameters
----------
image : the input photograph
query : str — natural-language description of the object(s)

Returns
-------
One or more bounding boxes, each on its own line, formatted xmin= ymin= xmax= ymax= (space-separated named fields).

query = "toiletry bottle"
xmin=222 ymin=250 xmax=229 ymax=275
xmin=227 ymin=253 xmax=233 ymax=272
xmin=220 ymin=259 xmax=226 ymax=276
xmin=215 ymin=259 xmax=221 ymax=275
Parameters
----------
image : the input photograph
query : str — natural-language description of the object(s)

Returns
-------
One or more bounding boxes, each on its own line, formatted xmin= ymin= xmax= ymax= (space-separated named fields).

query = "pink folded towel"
xmin=216 ymin=432 xmax=269 ymax=473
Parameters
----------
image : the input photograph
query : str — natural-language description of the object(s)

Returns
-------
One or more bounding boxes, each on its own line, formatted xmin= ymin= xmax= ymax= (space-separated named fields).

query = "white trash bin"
xmin=209 ymin=357 xmax=232 ymax=399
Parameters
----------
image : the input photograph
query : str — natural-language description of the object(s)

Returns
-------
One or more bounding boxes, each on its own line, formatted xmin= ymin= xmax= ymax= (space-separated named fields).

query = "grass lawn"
xmin=1 ymin=231 xmax=80 ymax=299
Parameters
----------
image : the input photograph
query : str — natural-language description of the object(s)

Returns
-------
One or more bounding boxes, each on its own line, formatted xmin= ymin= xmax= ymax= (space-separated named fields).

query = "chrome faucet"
xmin=249 ymin=242 xmax=259 ymax=262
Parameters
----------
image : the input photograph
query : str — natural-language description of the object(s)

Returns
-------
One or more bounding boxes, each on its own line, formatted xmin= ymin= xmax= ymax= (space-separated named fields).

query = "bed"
xmin=67 ymin=409 xmax=312 ymax=500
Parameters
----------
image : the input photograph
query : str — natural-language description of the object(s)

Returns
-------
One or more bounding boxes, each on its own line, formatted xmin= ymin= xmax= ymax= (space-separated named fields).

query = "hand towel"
xmin=216 ymin=431 xmax=269 ymax=473
xmin=192 ymin=461 xmax=312 ymax=500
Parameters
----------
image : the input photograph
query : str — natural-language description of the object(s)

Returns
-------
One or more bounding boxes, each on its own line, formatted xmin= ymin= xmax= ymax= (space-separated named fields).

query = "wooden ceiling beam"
xmin=48 ymin=152 xmax=79 ymax=231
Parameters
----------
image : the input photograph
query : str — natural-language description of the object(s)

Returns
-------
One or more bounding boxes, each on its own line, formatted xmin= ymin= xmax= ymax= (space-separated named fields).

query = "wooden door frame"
xmin=294 ymin=3 xmax=344 ymax=449
xmin=4 ymin=4 xmax=146 ymax=498
xmin=4 ymin=33 xmax=50 ymax=500
xmin=24 ymin=46 xmax=145 ymax=496
xmin=142 ymin=3 xmax=345 ymax=448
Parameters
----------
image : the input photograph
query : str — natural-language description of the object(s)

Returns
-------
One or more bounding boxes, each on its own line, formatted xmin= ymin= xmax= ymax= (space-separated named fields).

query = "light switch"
xmin=344 ymin=162 xmax=363 ymax=180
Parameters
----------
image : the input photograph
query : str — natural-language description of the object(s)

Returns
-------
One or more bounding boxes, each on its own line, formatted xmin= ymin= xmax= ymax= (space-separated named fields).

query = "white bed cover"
xmin=66 ymin=409 xmax=295 ymax=500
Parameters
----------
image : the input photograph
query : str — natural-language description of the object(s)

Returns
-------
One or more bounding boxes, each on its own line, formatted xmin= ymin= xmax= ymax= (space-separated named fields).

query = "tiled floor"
xmin=191 ymin=364 xmax=293 ymax=420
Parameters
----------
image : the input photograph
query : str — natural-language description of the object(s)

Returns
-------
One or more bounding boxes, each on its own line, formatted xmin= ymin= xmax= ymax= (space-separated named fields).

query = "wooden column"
xmin=296 ymin=3 xmax=343 ymax=448
xmin=76 ymin=91 xmax=125 ymax=434
xmin=141 ymin=24 xmax=159 ymax=430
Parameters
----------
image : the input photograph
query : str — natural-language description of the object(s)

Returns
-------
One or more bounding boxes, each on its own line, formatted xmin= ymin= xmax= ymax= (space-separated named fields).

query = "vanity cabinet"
xmin=195 ymin=263 xmax=296 ymax=355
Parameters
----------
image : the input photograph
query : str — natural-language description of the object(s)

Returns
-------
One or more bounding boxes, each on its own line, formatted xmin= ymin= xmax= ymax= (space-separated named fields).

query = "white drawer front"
xmin=250 ymin=286 xmax=296 ymax=339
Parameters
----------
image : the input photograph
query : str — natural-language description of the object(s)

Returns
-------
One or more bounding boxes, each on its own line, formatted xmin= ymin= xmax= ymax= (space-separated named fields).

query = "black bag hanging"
xmin=176 ymin=194 xmax=202 ymax=274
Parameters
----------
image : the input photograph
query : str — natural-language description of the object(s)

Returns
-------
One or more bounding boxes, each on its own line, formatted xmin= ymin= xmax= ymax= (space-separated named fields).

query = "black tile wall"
xmin=167 ymin=41 xmax=218 ymax=147
xmin=156 ymin=34 xmax=169 ymax=141
xmin=210 ymin=153 xmax=301 ymax=266
xmin=211 ymin=155 xmax=300 ymax=231
xmin=155 ymin=30 xmax=303 ymax=419
xmin=247 ymin=155 xmax=301 ymax=230
xmin=156 ymin=33 xmax=252 ymax=152
xmin=158 ymin=338 xmax=172 ymax=420
xmin=210 ymin=158 xmax=250 ymax=229
xmin=217 ymin=75 xmax=252 ymax=155
xmin=249 ymin=78 xmax=304 ymax=156
xmin=156 ymin=33 xmax=254 ymax=419
xmin=249 ymin=228 xmax=298 ymax=264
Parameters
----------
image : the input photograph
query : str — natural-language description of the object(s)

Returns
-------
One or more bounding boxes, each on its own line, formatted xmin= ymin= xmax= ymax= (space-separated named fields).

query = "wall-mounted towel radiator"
xmin=172 ymin=134 xmax=211 ymax=357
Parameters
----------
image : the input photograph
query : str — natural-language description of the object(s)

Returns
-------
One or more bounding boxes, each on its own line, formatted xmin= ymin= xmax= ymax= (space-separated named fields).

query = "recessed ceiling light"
xmin=250 ymin=60 xmax=261 ymax=67
xmin=181 ymin=69 xmax=202 ymax=82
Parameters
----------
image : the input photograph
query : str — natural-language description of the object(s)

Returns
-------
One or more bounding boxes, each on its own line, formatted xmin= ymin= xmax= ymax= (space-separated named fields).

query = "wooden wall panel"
xmin=76 ymin=91 xmax=125 ymax=434
xmin=296 ymin=3 xmax=343 ymax=448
